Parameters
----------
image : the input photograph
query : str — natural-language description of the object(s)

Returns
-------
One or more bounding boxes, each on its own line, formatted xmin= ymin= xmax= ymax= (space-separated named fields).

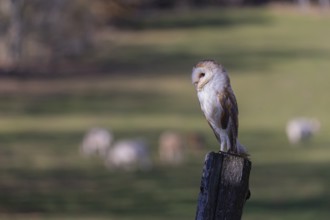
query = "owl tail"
xmin=237 ymin=140 xmax=249 ymax=158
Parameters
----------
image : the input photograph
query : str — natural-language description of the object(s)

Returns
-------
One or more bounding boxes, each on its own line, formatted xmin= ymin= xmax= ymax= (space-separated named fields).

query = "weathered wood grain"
xmin=195 ymin=152 xmax=251 ymax=220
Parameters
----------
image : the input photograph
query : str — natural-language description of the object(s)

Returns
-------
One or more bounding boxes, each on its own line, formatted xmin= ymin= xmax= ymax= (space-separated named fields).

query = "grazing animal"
xmin=105 ymin=139 xmax=151 ymax=171
xmin=191 ymin=60 xmax=247 ymax=156
xmin=159 ymin=131 xmax=184 ymax=165
xmin=80 ymin=128 xmax=112 ymax=158
xmin=286 ymin=118 xmax=320 ymax=145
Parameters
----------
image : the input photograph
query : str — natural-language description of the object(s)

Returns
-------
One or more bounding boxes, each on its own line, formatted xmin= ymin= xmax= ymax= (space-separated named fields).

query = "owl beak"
xmin=193 ymin=81 xmax=199 ymax=90
xmin=193 ymin=81 xmax=197 ymax=88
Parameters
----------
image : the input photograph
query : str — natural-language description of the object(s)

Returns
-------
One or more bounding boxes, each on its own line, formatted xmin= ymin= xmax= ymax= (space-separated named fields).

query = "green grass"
xmin=1 ymin=7 xmax=330 ymax=220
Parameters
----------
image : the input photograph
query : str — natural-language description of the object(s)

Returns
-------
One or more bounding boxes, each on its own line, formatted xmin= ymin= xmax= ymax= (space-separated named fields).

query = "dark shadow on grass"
xmin=113 ymin=8 xmax=271 ymax=30
xmin=0 ymin=159 xmax=329 ymax=217
xmin=0 ymin=89 xmax=197 ymax=115
xmin=247 ymin=197 xmax=330 ymax=212
xmin=247 ymin=162 xmax=330 ymax=213
xmin=95 ymin=45 xmax=330 ymax=77
xmin=0 ymin=162 xmax=200 ymax=217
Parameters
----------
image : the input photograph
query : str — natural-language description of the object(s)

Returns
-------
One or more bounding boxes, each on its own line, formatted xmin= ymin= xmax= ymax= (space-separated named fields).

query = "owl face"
xmin=192 ymin=60 xmax=220 ymax=92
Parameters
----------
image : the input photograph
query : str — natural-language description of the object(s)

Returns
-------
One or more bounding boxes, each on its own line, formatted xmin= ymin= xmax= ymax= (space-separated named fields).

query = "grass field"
xmin=1 ymin=7 xmax=330 ymax=220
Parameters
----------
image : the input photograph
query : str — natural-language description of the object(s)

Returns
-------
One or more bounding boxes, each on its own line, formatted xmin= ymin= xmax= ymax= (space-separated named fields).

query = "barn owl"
xmin=191 ymin=60 xmax=247 ymax=156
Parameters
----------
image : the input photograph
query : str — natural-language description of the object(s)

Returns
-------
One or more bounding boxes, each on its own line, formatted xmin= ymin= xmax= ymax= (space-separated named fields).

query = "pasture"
xmin=0 ymin=7 xmax=330 ymax=220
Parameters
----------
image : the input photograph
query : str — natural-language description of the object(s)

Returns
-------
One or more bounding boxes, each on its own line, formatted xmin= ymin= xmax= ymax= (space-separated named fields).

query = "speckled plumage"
xmin=192 ymin=60 xmax=247 ymax=156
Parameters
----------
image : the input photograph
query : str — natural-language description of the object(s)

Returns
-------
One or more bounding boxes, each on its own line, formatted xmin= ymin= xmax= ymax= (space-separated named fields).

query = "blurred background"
xmin=0 ymin=0 xmax=330 ymax=219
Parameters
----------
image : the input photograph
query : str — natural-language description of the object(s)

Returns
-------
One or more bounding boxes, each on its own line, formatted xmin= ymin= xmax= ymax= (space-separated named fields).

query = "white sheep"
xmin=105 ymin=139 xmax=151 ymax=171
xmin=80 ymin=128 xmax=112 ymax=157
xmin=286 ymin=118 xmax=320 ymax=145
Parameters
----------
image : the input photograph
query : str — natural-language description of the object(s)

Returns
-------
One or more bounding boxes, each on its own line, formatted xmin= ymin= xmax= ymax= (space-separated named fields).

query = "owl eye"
xmin=199 ymin=73 xmax=205 ymax=79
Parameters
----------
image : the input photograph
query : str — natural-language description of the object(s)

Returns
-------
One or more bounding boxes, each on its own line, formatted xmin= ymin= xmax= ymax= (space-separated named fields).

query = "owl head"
xmin=191 ymin=60 xmax=228 ymax=92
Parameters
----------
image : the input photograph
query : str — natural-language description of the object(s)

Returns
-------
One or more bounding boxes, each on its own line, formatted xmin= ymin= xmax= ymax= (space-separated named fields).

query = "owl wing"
xmin=218 ymin=87 xmax=239 ymax=146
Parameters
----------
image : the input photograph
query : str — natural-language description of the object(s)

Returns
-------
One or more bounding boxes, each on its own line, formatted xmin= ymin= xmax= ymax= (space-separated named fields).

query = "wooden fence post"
xmin=195 ymin=151 xmax=251 ymax=220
